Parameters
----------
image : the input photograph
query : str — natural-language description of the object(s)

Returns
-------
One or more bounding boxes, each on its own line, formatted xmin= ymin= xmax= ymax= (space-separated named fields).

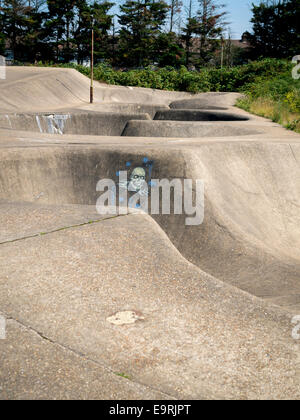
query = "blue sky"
xmin=227 ymin=0 xmax=260 ymax=38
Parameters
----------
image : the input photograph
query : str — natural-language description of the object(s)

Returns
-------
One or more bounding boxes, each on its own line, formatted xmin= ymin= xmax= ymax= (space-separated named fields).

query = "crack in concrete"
xmin=1 ymin=310 xmax=176 ymax=400
xmin=289 ymin=144 xmax=300 ymax=166
xmin=0 ymin=214 xmax=129 ymax=246
xmin=56 ymin=78 xmax=87 ymax=103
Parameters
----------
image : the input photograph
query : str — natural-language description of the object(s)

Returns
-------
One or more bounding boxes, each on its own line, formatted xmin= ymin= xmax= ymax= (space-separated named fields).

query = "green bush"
xmin=31 ymin=58 xmax=294 ymax=94
xmin=236 ymin=64 xmax=300 ymax=133
xmin=74 ymin=58 xmax=292 ymax=93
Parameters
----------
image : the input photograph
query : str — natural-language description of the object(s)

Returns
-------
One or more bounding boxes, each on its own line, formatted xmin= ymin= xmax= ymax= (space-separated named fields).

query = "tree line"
xmin=0 ymin=0 xmax=299 ymax=69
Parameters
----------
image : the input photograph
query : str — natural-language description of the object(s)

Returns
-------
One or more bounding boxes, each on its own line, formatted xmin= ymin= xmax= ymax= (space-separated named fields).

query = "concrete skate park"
xmin=0 ymin=66 xmax=300 ymax=400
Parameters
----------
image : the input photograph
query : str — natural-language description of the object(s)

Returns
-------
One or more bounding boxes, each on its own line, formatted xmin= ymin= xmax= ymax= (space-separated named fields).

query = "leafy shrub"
xmin=31 ymin=57 xmax=293 ymax=93
xmin=284 ymin=90 xmax=300 ymax=113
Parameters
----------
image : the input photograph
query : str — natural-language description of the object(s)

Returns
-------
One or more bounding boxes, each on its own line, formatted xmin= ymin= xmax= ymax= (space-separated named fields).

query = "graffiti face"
xmin=117 ymin=159 xmax=153 ymax=198
xmin=128 ymin=167 xmax=146 ymax=192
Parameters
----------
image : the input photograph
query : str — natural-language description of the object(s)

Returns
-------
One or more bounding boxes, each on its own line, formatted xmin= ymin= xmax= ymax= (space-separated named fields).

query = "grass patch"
xmin=237 ymin=71 xmax=300 ymax=133
xmin=114 ymin=372 xmax=132 ymax=380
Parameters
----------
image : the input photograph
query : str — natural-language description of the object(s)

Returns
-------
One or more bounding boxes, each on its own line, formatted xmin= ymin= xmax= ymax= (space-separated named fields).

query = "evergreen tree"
xmin=74 ymin=1 xmax=114 ymax=64
xmin=194 ymin=0 xmax=227 ymax=66
xmin=90 ymin=1 xmax=114 ymax=62
xmin=45 ymin=0 xmax=77 ymax=62
xmin=156 ymin=31 xmax=184 ymax=67
xmin=118 ymin=0 xmax=169 ymax=67
xmin=0 ymin=32 xmax=5 ymax=55
xmin=181 ymin=0 xmax=227 ymax=68
xmin=23 ymin=0 xmax=47 ymax=62
xmin=0 ymin=0 xmax=30 ymax=59
xmin=181 ymin=0 xmax=197 ymax=67
xmin=249 ymin=0 xmax=300 ymax=59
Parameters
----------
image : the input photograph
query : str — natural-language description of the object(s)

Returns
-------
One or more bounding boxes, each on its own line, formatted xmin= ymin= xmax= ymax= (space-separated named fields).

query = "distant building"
xmin=230 ymin=32 xmax=252 ymax=50
xmin=187 ymin=32 xmax=252 ymax=66
xmin=189 ymin=32 xmax=251 ymax=54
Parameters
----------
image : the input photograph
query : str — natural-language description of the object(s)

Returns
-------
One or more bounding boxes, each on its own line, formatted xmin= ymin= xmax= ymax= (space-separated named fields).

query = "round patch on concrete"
xmin=106 ymin=311 xmax=144 ymax=326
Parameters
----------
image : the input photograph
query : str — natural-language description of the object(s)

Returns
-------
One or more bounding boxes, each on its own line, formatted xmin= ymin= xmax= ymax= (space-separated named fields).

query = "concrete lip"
xmin=122 ymin=120 xmax=261 ymax=137
xmin=0 ymin=112 xmax=151 ymax=136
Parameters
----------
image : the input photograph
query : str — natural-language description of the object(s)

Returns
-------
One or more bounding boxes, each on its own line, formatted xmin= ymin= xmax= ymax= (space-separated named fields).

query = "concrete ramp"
xmin=0 ymin=66 xmax=196 ymax=113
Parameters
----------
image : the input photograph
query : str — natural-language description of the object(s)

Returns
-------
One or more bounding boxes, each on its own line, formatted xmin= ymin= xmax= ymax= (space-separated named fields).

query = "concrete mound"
xmin=122 ymin=120 xmax=260 ymax=137
xmin=0 ymin=66 xmax=195 ymax=113
xmin=0 ymin=144 xmax=299 ymax=311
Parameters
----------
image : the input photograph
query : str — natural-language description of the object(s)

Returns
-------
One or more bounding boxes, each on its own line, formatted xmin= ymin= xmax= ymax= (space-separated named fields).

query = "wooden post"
xmin=90 ymin=26 xmax=94 ymax=104
xmin=221 ymin=37 xmax=224 ymax=68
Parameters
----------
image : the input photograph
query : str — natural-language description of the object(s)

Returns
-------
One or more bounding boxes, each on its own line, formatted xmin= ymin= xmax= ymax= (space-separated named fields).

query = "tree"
xmin=74 ymin=1 xmax=114 ymax=64
xmin=181 ymin=0 xmax=197 ymax=67
xmin=23 ymin=0 xmax=47 ymax=62
xmin=90 ymin=1 xmax=114 ymax=62
xmin=249 ymin=0 xmax=300 ymax=59
xmin=45 ymin=0 xmax=68 ymax=61
xmin=46 ymin=0 xmax=77 ymax=62
xmin=118 ymin=0 xmax=170 ymax=67
xmin=156 ymin=31 xmax=184 ymax=67
xmin=194 ymin=0 xmax=227 ymax=66
xmin=0 ymin=32 xmax=5 ymax=55
xmin=169 ymin=0 xmax=182 ymax=32
xmin=181 ymin=0 xmax=227 ymax=68
xmin=0 ymin=0 xmax=30 ymax=60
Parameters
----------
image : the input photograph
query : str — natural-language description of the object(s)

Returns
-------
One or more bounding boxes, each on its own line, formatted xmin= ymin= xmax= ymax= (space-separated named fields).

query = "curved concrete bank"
xmin=0 ymin=145 xmax=299 ymax=309
xmin=0 ymin=67 xmax=300 ymax=400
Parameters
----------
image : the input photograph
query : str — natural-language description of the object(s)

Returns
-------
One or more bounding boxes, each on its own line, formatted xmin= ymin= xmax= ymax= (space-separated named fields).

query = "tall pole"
xmin=90 ymin=23 xmax=94 ymax=104
xmin=221 ymin=37 xmax=224 ymax=68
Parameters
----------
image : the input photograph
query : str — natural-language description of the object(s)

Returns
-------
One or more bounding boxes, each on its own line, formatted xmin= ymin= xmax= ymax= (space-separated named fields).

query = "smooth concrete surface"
xmin=0 ymin=312 xmax=168 ymax=400
xmin=0 ymin=202 xmax=110 ymax=243
xmin=0 ymin=67 xmax=300 ymax=400
xmin=0 ymin=211 xmax=300 ymax=400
